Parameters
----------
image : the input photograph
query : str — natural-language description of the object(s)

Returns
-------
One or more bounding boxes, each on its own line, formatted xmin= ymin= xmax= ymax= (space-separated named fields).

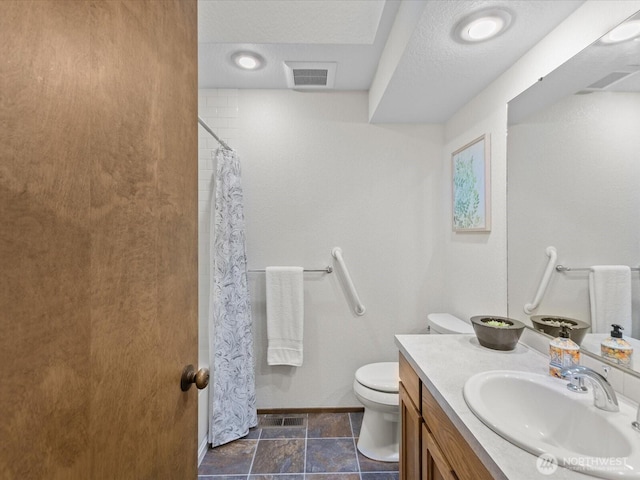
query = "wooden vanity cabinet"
xmin=399 ymin=353 xmax=422 ymax=480
xmin=423 ymin=425 xmax=457 ymax=480
xmin=399 ymin=384 xmax=422 ymax=479
xmin=399 ymin=353 xmax=494 ymax=480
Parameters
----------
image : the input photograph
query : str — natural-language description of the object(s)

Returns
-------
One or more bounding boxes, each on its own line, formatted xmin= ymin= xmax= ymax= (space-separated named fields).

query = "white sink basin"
xmin=463 ymin=370 xmax=640 ymax=479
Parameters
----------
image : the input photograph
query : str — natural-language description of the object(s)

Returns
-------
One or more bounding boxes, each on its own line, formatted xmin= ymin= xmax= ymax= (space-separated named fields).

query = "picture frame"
xmin=451 ymin=134 xmax=491 ymax=232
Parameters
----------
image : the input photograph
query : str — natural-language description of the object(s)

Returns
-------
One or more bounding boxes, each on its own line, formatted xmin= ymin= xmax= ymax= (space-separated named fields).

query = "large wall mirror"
xmin=507 ymin=11 xmax=640 ymax=374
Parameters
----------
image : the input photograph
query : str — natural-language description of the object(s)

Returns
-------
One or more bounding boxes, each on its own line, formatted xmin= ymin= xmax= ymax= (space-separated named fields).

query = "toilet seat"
xmin=353 ymin=380 xmax=399 ymax=407
xmin=355 ymin=362 xmax=398 ymax=393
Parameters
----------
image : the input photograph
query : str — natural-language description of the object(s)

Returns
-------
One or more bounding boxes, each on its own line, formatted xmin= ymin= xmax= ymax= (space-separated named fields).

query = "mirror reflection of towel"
xmin=589 ymin=265 xmax=631 ymax=334
xmin=266 ymin=266 xmax=304 ymax=366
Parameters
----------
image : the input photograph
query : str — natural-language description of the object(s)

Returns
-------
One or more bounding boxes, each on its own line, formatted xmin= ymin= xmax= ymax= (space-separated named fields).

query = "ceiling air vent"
xmin=284 ymin=62 xmax=336 ymax=90
xmin=586 ymin=71 xmax=633 ymax=89
xmin=293 ymin=69 xmax=328 ymax=86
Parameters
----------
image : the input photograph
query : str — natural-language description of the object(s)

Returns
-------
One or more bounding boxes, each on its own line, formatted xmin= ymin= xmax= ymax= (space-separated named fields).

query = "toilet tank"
xmin=427 ymin=313 xmax=474 ymax=334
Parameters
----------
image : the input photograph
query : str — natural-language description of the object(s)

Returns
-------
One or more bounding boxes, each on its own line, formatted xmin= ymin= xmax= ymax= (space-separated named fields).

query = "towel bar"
xmin=248 ymin=267 xmax=333 ymax=273
xmin=556 ymin=265 xmax=640 ymax=272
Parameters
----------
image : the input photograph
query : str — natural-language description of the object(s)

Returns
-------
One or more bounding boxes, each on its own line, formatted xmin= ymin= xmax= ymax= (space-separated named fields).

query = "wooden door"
xmin=0 ymin=1 xmax=198 ymax=478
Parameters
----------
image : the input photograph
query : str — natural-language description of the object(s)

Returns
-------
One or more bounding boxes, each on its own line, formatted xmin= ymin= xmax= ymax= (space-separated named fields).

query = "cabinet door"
xmin=400 ymin=383 xmax=422 ymax=480
xmin=422 ymin=425 xmax=458 ymax=480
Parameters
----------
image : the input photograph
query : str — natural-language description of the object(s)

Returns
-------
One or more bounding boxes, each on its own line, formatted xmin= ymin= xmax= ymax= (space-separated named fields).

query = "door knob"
xmin=181 ymin=364 xmax=209 ymax=391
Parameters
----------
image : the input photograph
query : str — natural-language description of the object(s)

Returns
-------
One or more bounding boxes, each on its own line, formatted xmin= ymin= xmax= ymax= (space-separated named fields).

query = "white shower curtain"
xmin=209 ymin=147 xmax=257 ymax=447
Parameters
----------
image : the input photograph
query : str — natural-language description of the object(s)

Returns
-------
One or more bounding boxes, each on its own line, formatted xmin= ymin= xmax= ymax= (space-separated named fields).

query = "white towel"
xmin=266 ymin=266 xmax=304 ymax=366
xmin=588 ymin=265 xmax=632 ymax=334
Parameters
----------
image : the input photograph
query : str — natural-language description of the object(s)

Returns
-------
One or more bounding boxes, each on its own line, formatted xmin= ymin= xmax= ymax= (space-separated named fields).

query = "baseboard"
xmin=257 ymin=406 xmax=364 ymax=415
xmin=198 ymin=436 xmax=209 ymax=466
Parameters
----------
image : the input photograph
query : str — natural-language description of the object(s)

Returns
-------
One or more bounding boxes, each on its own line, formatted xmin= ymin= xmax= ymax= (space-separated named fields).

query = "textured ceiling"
xmin=198 ymin=0 xmax=387 ymax=44
xmin=198 ymin=0 xmax=585 ymax=123
xmin=198 ymin=0 xmax=400 ymax=91
xmin=369 ymin=0 xmax=585 ymax=122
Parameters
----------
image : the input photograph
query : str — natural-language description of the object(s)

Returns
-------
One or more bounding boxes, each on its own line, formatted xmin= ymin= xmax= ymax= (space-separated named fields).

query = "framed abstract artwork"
xmin=451 ymin=134 xmax=491 ymax=232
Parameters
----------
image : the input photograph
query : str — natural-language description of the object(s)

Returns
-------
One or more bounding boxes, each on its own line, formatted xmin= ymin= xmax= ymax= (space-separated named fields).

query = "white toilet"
xmin=353 ymin=313 xmax=473 ymax=462
xmin=353 ymin=362 xmax=400 ymax=462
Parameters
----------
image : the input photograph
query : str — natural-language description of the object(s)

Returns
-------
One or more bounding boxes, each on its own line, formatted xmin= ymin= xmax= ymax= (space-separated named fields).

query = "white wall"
xmin=507 ymin=92 xmax=640 ymax=335
xmin=199 ymin=89 xmax=443 ymax=412
xmin=441 ymin=0 xmax=640 ymax=322
xmin=238 ymin=90 xmax=443 ymax=408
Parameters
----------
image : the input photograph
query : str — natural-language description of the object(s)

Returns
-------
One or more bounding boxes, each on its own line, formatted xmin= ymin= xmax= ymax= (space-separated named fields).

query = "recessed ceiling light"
xmin=600 ymin=20 xmax=640 ymax=44
xmin=455 ymin=9 xmax=512 ymax=43
xmin=231 ymin=51 xmax=264 ymax=70
xmin=466 ymin=16 xmax=504 ymax=40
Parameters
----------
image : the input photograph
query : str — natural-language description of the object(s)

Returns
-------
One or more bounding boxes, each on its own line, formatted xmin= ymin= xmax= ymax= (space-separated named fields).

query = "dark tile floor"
xmin=198 ymin=411 xmax=399 ymax=480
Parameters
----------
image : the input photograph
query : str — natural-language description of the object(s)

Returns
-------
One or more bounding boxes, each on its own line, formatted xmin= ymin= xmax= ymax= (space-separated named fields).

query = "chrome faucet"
xmin=633 ymin=408 xmax=640 ymax=432
xmin=561 ymin=365 xmax=619 ymax=412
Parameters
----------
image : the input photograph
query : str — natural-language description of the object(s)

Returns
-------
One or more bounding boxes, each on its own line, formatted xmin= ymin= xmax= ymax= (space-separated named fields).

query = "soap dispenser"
xmin=549 ymin=325 xmax=580 ymax=378
xmin=601 ymin=324 xmax=633 ymax=368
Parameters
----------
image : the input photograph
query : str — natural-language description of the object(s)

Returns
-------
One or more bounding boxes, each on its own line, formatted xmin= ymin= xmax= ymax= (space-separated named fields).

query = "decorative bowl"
xmin=530 ymin=315 xmax=590 ymax=345
xmin=470 ymin=316 xmax=525 ymax=351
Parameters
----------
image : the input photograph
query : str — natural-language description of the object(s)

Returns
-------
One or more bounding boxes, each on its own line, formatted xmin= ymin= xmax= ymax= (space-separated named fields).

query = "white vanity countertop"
xmin=395 ymin=334 xmax=591 ymax=480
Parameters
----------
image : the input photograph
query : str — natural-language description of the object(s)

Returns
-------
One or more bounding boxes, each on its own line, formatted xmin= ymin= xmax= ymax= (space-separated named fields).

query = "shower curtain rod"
xmin=198 ymin=115 xmax=232 ymax=151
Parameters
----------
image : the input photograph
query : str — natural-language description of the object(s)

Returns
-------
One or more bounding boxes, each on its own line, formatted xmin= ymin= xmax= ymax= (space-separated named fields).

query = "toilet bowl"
xmin=353 ymin=362 xmax=400 ymax=462
xmin=353 ymin=313 xmax=472 ymax=462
